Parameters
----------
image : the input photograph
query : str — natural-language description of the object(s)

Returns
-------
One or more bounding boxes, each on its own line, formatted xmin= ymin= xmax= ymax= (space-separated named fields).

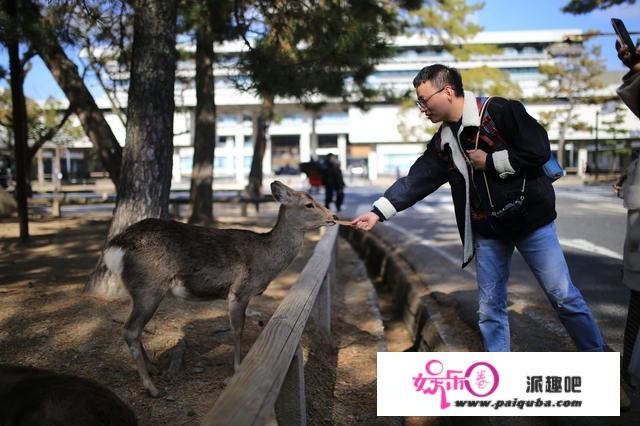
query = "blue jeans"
xmin=474 ymin=222 xmax=605 ymax=352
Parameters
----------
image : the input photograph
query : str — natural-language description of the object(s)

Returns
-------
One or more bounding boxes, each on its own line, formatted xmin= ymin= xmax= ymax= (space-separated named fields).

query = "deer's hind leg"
xmin=228 ymin=291 xmax=250 ymax=372
xmin=123 ymin=287 xmax=166 ymax=397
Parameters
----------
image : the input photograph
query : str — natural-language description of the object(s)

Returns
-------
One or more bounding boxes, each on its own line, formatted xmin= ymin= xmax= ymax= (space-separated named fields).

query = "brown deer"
xmin=0 ymin=364 xmax=137 ymax=425
xmin=103 ymin=181 xmax=338 ymax=397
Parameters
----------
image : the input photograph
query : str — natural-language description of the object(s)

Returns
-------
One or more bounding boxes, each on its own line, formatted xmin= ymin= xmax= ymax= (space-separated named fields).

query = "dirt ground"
xmin=0 ymin=209 xmax=394 ymax=425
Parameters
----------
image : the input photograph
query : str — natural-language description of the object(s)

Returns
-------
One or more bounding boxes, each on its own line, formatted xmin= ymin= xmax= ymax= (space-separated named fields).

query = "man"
xmin=323 ymin=153 xmax=345 ymax=212
xmin=352 ymin=64 xmax=605 ymax=352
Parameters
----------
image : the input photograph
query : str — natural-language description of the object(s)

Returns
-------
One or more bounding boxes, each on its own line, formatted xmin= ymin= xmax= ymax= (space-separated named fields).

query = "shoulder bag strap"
xmin=475 ymin=97 xmax=526 ymax=212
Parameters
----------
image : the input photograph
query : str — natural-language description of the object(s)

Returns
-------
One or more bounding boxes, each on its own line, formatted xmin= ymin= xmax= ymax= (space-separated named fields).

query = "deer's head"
xmin=271 ymin=181 xmax=338 ymax=230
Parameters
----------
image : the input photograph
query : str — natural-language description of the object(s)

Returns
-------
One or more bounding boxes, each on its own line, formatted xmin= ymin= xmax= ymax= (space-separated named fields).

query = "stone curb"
xmin=340 ymin=226 xmax=477 ymax=353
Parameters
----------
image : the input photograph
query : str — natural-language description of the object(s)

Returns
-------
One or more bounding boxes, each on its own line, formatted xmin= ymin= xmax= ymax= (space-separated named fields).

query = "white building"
xmin=28 ymin=29 xmax=640 ymax=186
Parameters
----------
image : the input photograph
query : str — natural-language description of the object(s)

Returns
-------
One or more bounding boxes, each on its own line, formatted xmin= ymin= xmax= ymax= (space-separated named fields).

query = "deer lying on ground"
xmin=103 ymin=181 xmax=338 ymax=397
xmin=0 ymin=364 xmax=137 ymax=425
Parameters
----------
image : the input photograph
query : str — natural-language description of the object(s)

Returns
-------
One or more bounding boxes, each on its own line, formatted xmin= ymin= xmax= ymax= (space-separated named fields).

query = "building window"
xmin=216 ymin=135 xmax=234 ymax=148
xmin=521 ymin=46 xmax=541 ymax=55
xmin=271 ymin=135 xmax=300 ymax=170
xmin=318 ymin=113 xmax=348 ymax=123
xmin=244 ymin=135 xmax=253 ymax=148
xmin=503 ymin=47 xmax=519 ymax=56
xmin=180 ymin=156 xmax=193 ymax=175
xmin=214 ymin=156 xmax=228 ymax=169
xmin=380 ymin=153 xmax=419 ymax=175
xmin=216 ymin=115 xmax=237 ymax=125
xmin=279 ymin=114 xmax=305 ymax=126
xmin=318 ymin=134 xmax=338 ymax=148
xmin=214 ymin=156 xmax=235 ymax=175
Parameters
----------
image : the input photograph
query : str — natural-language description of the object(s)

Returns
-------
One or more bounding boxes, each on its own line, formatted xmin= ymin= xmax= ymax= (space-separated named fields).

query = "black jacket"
xmin=323 ymin=162 xmax=345 ymax=189
xmin=373 ymin=94 xmax=556 ymax=267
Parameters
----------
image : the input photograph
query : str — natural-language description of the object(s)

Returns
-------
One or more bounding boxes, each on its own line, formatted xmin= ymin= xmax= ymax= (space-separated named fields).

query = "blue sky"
xmin=2 ymin=0 xmax=639 ymax=101
xmin=476 ymin=0 xmax=639 ymax=62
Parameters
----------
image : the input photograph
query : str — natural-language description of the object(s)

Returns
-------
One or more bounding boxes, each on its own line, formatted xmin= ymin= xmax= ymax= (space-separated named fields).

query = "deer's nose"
xmin=332 ymin=214 xmax=338 ymax=220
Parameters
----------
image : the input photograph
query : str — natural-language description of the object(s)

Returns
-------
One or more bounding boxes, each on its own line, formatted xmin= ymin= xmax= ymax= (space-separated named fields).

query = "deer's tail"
xmin=104 ymin=246 xmax=125 ymax=276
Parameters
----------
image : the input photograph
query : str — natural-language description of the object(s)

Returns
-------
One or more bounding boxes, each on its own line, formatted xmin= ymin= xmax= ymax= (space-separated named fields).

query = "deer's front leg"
xmin=228 ymin=292 xmax=250 ymax=372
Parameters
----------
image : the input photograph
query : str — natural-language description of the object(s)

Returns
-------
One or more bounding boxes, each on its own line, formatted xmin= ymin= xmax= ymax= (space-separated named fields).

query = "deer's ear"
xmin=271 ymin=181 xmax=295 ymax=204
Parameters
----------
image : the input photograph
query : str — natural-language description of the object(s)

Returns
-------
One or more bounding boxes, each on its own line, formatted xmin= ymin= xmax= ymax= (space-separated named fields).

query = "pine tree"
xmin=537 ymin=44 xmax=606 ymax=167
xmin=562 ymin=0 xmax=636 ymax=14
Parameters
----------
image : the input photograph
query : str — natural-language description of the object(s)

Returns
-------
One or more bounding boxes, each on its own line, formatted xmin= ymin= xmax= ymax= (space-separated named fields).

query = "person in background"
xmin=322 ymin=153 xmax=345 ymax=212
xmin=614 ymin=39 xmax=640 ymax=398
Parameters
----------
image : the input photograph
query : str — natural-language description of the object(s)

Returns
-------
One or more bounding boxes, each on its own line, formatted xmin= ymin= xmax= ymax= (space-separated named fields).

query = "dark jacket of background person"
xmin=616 ymin=56 xmax=640 ymax=389
xmin=322 ymin=159 xmax=345 ymax=190
xmin=617 ymin=70 xmax=640 ymax=291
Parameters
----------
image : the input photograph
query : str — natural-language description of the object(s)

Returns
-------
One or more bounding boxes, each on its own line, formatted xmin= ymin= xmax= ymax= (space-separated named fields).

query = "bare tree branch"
xmin=28 ymin=105 xmax=74 ymax=159
xmin=20 ymin=46 xmax=38 ymax=68
xmin=233 ymin=0 xmax=253 ymax=50
xmin=81 ymin=35 xmax=128 ymax=127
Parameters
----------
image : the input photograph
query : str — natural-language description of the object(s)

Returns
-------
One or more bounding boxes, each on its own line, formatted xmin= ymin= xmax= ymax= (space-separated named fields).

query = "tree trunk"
xmin=556 ymin=101 xmax=575 ymax=169
xmin=85 ymin=0 xmax=177 ymax=299
xmin=557 ymin=123 xmax=567 ymax=169
xmin=52 ymin=145 xmax=62 ymax=191
xmin=246 ymin=96 xmax=274 ymax=207
xmin=188 ymin=13 xmax=216 ymax=226
xmin=7 ymin=0 xmax=29 ymax=242
xmin=21 ymin=0 xmax=122 ymax=191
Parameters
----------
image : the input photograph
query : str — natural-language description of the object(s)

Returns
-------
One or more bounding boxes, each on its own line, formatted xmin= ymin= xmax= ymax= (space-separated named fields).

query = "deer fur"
xmin=103 ymin=181 xmax=338 ymax=397
xmin=0 ymin=364 xmax=137 ymax=425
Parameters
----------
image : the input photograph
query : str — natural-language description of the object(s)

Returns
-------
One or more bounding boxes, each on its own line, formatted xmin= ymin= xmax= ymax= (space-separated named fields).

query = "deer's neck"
xmin=266 ymin=206 xmax=306 ymax=265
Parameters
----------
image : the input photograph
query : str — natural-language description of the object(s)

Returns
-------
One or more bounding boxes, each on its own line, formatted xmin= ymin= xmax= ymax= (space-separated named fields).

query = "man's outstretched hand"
xmin=351 ymin=211 xmax=380 ymax=231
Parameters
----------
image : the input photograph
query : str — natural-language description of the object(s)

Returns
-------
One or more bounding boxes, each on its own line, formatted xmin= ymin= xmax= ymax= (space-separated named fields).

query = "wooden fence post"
xmin=311 ymin=260 xmax=333 ymax=336
xmin=275 ymin=344 xmax=306 ymax=426
xmin=52 ymin=198 xmax=61 ymax=217
xmin=329 ymin=239 xmax=337 ymax=292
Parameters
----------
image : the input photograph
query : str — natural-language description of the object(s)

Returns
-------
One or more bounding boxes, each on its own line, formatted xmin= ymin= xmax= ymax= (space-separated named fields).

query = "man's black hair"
xmin=413 ymin=64 xmax=464 ymax=97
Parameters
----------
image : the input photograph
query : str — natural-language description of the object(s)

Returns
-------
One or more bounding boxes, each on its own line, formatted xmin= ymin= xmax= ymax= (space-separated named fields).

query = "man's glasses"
xmin=415 ymin=87 xmax=446 ymax=110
